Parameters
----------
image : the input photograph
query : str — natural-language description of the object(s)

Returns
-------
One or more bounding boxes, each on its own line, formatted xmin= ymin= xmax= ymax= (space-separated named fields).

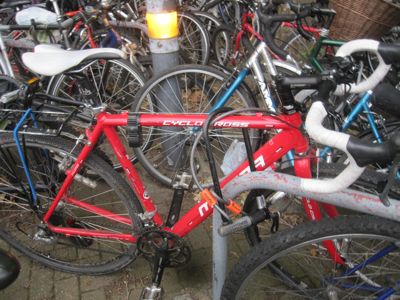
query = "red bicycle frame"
xmin=41 ymin=111 xmax=338 ymax=243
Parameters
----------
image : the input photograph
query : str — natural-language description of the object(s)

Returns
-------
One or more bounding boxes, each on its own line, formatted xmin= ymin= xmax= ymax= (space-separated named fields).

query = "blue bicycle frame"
xmin=329 ymin=242 xmax=398 ymax=299
xmin=320 ymin=90 xmax=382 ymax=158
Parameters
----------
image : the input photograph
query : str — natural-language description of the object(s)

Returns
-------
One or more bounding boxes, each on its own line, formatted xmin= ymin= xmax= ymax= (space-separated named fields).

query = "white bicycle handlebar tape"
xmin=334 ymin=39 xmax=391 ymax=96
xmin=302 ymin=101 xmax=365 ymax=193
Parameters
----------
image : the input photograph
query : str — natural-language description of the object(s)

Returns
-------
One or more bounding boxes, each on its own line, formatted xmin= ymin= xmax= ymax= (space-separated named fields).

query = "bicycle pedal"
xmin=140 ymin=284 xmax=163 ymax=300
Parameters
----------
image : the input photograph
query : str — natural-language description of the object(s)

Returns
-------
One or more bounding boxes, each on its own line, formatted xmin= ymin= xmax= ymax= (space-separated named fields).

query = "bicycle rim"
xmin=178 ymin=12 xmax=210 ymax=65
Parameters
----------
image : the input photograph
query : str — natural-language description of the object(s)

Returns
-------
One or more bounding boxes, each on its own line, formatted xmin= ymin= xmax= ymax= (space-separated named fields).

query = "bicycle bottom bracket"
xmin=136 ymin=229 xmax=191 ymax=268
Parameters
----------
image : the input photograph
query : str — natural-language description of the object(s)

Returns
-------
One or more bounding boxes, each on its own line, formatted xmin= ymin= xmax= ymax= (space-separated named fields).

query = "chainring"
xmin=136 ymin=229 xmax=191 ymax=268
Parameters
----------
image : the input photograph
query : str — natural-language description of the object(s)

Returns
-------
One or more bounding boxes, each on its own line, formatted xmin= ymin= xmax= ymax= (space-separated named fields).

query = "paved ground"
xmin=0 ymin=167 xmax=253 ymax=300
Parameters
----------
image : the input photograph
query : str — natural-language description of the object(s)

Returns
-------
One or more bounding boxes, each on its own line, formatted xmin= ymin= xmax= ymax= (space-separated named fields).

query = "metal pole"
xmin=146 ymin=0 xmax=186 ymax=170
xmin=212 ymin=210 xmax=227 ymax=300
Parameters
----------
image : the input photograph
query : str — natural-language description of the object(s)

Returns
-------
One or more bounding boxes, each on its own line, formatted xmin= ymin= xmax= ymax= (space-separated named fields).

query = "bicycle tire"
xmin=178 ymin=11 xmax=211 ymax=65
xmin=211 ymin=24 xmax=236 ymax=66
xmin=132 ymin=64 xmax=258 ymax=187
xmin=222 ymin=215 xmax=400 ymax=299
xmin=0 ymin=133 xmax=143 ymax=275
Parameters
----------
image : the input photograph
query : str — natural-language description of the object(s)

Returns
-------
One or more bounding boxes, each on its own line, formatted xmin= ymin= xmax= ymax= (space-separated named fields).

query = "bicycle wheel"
xmin=178 ymin=12 xmax=210 ymax=65
xmin=133 ymin=64 xmax=258 ymax=187
xmin=222 ymin=215 xmax=400 ymax=299
xmin=47 ymin=58 xmax=145 ymax=169
xmin=0 ymin=133 xmax=143 ymax=275
xmin=211 ymin=24 xmax=234 ymax=66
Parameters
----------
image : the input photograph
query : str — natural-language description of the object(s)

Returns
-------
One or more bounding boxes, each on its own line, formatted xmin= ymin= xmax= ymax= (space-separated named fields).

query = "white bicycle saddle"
xmin=22 ymin=45 xmax=127 ymax=76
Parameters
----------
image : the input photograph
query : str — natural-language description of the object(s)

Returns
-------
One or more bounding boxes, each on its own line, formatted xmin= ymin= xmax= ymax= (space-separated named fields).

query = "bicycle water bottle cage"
xmin=127 ymin=113 xmax=142 ymax=147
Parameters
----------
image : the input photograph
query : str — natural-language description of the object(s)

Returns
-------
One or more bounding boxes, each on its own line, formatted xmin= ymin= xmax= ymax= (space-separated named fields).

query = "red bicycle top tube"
xmin=96 ymin=112 xmax=303 ymax=130
xmin=138 ymin=113 xmax=303 ymax=130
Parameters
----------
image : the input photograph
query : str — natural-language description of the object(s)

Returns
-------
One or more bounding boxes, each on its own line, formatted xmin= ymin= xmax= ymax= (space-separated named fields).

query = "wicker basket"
xmin=329 ymin=0 xmax=400 ymax=40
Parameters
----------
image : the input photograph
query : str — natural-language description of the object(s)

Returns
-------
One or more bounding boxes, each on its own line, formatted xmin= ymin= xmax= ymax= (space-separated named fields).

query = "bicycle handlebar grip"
xmin=303 ymin=101 xmax=365 ymax=193
xmin=218 ymin=216 xmax=252 ymax=237
xmin=334 ymin=39 xmax=391 ymax=95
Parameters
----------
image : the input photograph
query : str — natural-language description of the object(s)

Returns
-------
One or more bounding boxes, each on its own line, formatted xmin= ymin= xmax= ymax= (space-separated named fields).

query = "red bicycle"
xmin=0 ymin=96 xmax=340 ymax=274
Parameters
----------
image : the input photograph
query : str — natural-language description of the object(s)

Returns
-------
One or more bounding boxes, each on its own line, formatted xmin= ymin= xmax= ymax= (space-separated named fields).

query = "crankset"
xmin=136 ymin=229 xmax=191 ymax=268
